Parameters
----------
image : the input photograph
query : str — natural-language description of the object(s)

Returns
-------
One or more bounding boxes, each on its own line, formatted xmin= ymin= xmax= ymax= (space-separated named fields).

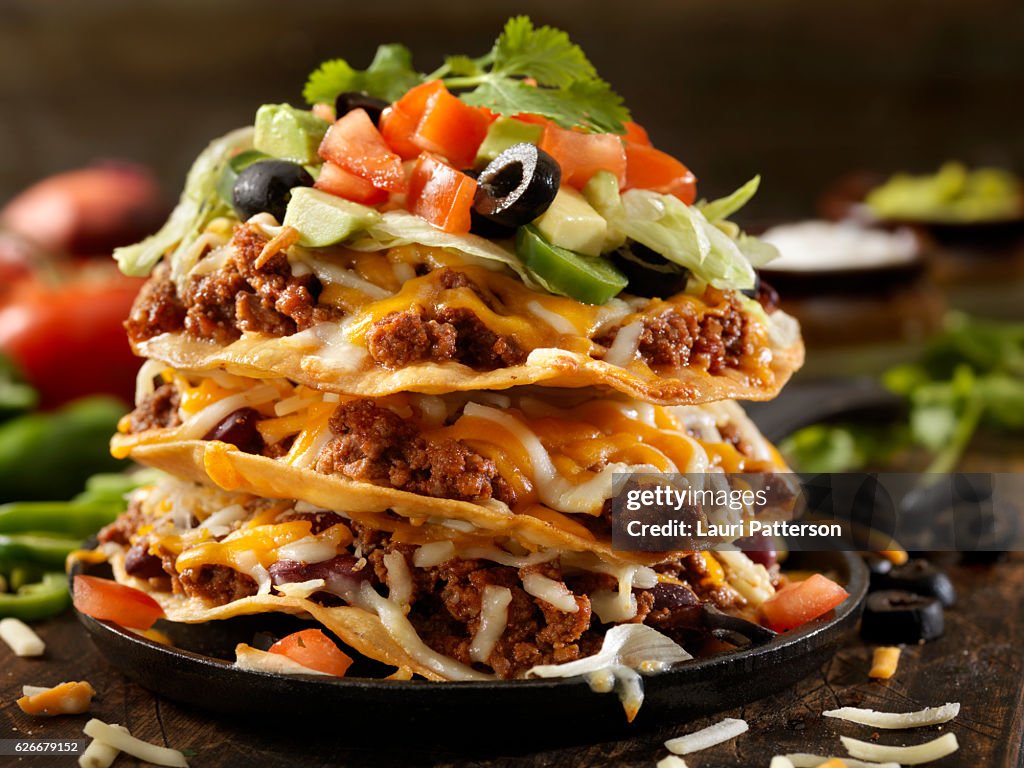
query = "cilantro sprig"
xmin=302 ymin=16 xmax=630 ymax=134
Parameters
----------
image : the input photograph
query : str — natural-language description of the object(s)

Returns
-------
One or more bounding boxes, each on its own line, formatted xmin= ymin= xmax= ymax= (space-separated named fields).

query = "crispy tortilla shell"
xmin=108 ymin=550 xmax=446 ymax=680
xmin=117 ymin=439 xmax=663 ymax=567
xmin=133 ymin=329 xmax=804 ymax=406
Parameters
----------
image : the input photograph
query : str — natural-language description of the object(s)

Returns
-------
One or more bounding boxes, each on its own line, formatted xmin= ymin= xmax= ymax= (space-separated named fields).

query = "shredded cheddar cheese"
xmin=17 ymin=681 xmax=96 ymax=716
xmin=869 ymin=646 xmax=901 ymax=679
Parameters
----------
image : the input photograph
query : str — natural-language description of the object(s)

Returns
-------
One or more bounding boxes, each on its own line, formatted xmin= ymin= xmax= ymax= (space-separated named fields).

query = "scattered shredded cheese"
xmin=663 ymin=720 xmax=753 ymax=757
xmin=869 ymin=646 xmax=901 ymax=679
xmin=17 ymin=681 xmax=96 ymax=716
xmin=841 ymin=732 xmax=959 ymax=765
xmin=22 ymin=685 xmax=50 ymax=697
xmin=664 ymin=718 xmax=749 ymax=755
xmin=604 ymin=319 xmax=644 ymax=367
xmin=656 ymin=756 xmax=690 ymax=768
xmin=814 ymin=760 xmax=848 ymax=768
xmin=770 ymin=757 xmax=796 ymax=768
xmin=0 ymin=617 xmax=45 ymax=656
xmin=82 ymin=719 xmax=189 ymax=767
xmin=824 ymin=701 xmax=959 ymax=729
xmin=79 ymin=723 xmax=130 ymax=768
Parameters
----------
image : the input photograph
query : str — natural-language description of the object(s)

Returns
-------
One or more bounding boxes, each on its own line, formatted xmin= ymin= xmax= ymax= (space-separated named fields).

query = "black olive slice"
xmin=474 ymin=143 xmax=561 ymax=228
xmin=860 ymin=590 xmax=944 ymax=644
xmin=611 ymin=241 xmax=689 ymax=298
xmin=334 ymin=92 xmax=389 ymax=126
xmin=232 ymin=160 xmax=314 ymax=223
xmin=873 ymin=558 xmax=956 ymax=607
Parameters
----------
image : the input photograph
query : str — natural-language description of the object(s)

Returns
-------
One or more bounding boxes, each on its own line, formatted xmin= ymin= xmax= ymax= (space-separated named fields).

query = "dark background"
xmin=1 ymin=0 xmax=1021 ymax=220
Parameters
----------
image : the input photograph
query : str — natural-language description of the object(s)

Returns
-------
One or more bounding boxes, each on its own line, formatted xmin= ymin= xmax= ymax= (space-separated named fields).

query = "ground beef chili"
xmin=129 ymin=382 xmax=182 ymax=433
xmin=125 ymin=224 xmax=340 ymax=345
xmin=314 ymin=399 xmax=514 ymax=504
xmin=124 ymin=264 xmax=185 ymax=341
xmin=178 ymin=565 xmax=258 ymax=604
xmin=365 ymin=306 xmax=526 ymax=370
xmin=598 ymin=290 xmax=752 ymax=373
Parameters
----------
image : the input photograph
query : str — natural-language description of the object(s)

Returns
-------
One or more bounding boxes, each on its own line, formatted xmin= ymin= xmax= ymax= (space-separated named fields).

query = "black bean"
xmin=203 ymin=408 xmax=264 ymax=455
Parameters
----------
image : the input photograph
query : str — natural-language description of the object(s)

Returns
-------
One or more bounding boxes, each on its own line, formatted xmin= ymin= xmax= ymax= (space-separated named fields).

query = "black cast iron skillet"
xmin=71 ymin=550 xmax=867 ymax=746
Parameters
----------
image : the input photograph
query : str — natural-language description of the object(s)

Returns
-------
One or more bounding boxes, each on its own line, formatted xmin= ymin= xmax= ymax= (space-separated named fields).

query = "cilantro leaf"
xmin=302 ymin=44 xmax=422 ymax=105
xmin=444 ymin=55 xmax=483 ymax=78
xmin=492 ymin=16 xmax=597 ymax=88
xmin=303 ymin=59 xmax=359 ymax=105
xmin=461 ymin=77 xmax=628 ymax=133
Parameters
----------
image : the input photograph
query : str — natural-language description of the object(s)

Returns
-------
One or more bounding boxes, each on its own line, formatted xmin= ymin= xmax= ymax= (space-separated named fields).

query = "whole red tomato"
xmin=0 ymin=269 xmax=143 ymax=408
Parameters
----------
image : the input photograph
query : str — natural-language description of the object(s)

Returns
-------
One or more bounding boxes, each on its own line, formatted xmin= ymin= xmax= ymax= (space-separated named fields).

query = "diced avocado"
xmin=217 ymin=149 xmax=271 ymax=205
xmin=254 ymin=104 xmax=330 ymax=165
xmin=282 ymin=187 xmax=381 ymax=248
xmin=475 ymin=118 xmax=544 ymax=167
xmin=532 ymin=186 xmax=608 ymax=257
xmin=515 ymin=225 xmax=627 ymax=305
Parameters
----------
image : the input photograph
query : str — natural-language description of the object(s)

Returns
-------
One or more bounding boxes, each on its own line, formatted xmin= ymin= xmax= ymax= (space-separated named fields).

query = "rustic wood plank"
xmin=2 ymin=556 xmax=1021 ymax=766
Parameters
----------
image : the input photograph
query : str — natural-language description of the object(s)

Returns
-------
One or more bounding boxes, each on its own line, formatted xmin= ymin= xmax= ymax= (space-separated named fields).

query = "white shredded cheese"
xmin=0 ymin=618 xmax=45 ymax=657
xmin=769 ymin=757 xmax=795 ymax=768
xmin=355 ymin=584 xmax=491 ymax=681
xmin=82 ymin=719 xmax=189 ymax=767
xmin=233 ymin=644 xmax=327 ymax=677
xmin=603 ymin=319 xmax=644 ymax=367
xmin=276 ymin=536 xmax=337 ymax=565
xmin=664 ymin=718 xmax=749 ymax=755
xmin=79 ymin=723 xmax=130 ymax=768
xmin=413 ymin=541 xmax=456 ymax=568
xmin=22 ymin=685 xmax=50 ymax=697
xmin=784 ymin=755 xmax=899 ymax=768
xmin=841 ymin=732 xmax=959 ymax=765
xmin=522 ymin=573 xmax=578 ymax=613
xmin=715 ymin=549 xmax=776 ymax=606
xmin=824 ymin=702 xmax=960 ymax=729
xmin=657 ymin=757 xmax=689 ymax=768
xmin=527 ymin=299 xmax=578 ymax=335
xmin=391 ymin=261 xmax=416 ymax=284
xmin=273 ymin=579 xmax=326 ymax=599
xmin=469 ymin=585 xmax=512 ymax=663
xmin=273 ymin=394 xmax=317 ymax=417
xmin=198 ymin=503 xmax=247 ymax=536
xmin=459 ymin=546 xmax=556 ymax=569
xmin=133 ymin=359 xmax=166 ymax=408
xmin=383 ymin=551 xmax=413 ymax=607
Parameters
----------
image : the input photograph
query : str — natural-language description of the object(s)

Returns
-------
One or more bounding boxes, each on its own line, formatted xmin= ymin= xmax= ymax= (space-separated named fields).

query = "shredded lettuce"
xmin=584 ymin=171 xmax=758 ymax=291
xmin=114 ymin=127 xmax=253 ymax=278
xmin=697 ymin=175 xmax=761 ymax=223
xmin=345 ymin=210 xmax=544 ymax=289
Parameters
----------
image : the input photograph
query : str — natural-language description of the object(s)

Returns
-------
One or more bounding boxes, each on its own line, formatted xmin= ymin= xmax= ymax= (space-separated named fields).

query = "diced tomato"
xmin=412 ymin=87 xmax=491 ymax=169
xmin=314 ymin=161 xmax=388 ymax=205
xmin=622 ymin=121 xmax=652 ymax=146
xmin=623 ymin=141 xmax=698 ymax=204
xmin=761 ymin=574 xmax=849 ymax=632
xmin=406 ymin=154 xmax=478 ymax=234
xmin=73 ymin=575 xmax=165 ymax=630
xmin=379 ymin=80 xmax=448 ymax=160
xmin=318 ymin=109 xmax=406 ymax=193
xmin=539 ymin=124 xmax=627 ymax=189
xmin=513 ymin=113 xmax=555 ymax=128
xmin=269 ymin=629 xmax=353 ymax=677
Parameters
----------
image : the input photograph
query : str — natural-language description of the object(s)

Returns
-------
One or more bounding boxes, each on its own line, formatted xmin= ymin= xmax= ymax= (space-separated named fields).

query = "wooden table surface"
xmin=3 ymin=555 xmax=1021 ymax=768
